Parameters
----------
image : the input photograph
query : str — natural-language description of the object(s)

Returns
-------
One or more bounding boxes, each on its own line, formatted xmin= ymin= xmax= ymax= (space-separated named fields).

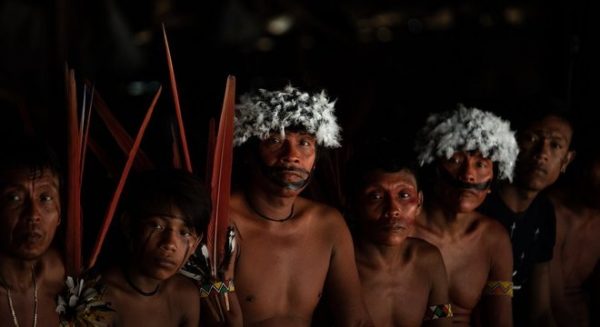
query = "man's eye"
xmin=267 ymin=137 xmax=281 ymax=144
xmin=476 ymin=161 xmax=488 ymax=168
xmin=550 ymin=142 xmax=562 ymax=150
xmin=40 ymin=194 xmax=53 ymax=202
xmin=5 ymin=193 xmax=22 ymax=202
xmin=367 ymin=192 xmax=383 ymax=201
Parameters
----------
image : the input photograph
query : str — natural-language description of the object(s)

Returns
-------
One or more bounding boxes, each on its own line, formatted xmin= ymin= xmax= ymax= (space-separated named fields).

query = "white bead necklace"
xmin=3 ymin=267 xmax=38 ymax=327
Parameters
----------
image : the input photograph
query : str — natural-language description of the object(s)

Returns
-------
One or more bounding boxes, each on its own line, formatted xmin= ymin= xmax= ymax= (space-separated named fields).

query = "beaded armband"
xmin=200 ymin=280 xmax=235 ymax=297
xmin=483 ymin=281 xmax=513 ymax=297
xmin=424 ymin=303 xmax=453 ymax=321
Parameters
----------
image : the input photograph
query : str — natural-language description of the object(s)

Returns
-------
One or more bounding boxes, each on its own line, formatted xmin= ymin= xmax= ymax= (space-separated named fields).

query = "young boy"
xmin=102 ymin=169 xmax=210 ymax=326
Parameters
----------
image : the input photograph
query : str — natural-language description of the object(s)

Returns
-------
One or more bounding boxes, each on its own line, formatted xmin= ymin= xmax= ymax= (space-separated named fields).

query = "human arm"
xmin=325 ymin=213 xmax=374 ymax=327
xmin=527 ymin=262 xmax=556 ymax=327
xmin=480 ymin=224 xmax=513 ymax=327
xmin=423 ymin=247 xmax=452 ymax=327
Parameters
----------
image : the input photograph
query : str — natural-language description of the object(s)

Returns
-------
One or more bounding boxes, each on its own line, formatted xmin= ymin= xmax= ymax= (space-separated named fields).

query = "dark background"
xmin=0 ymin=0 xmax=598 ymax=262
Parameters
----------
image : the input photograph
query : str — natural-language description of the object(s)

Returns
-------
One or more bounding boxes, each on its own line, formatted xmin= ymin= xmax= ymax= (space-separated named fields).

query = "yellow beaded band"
xmin=424 ymin=303 xmax=453 ymax=320
xmin=483 ymin=281 xmax=513 ymax=297
xmin=200 ymin=280 xmax=235 ymax=297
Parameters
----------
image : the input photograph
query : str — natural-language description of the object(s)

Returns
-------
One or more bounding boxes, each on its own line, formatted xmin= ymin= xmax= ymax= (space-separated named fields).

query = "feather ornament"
xmin=414 ymin=104 xmax=519 ymax=181
xmin=88 ymin=86 xmax=163 ymax=269
xmin=162 ymin=24 xmax=192 ymax=173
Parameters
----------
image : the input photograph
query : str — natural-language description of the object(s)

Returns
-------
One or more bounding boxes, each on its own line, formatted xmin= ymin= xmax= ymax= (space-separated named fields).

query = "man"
xmin=547 ymin=141 xmax=599 ymax=327
xmin=101 ymin=169 xmax=210 ymax=326
xmin=0 ymin=139 xmax=65 ymax=327
xmin=230 ymin=85 xmax=373 ymax=326
xmin=413 ymin=105 xmax=517 ymax=326
xmin=478 ymin=111 xmax=576 ymax=327
xmin=348 ymin=141 xmax=451 ymax=327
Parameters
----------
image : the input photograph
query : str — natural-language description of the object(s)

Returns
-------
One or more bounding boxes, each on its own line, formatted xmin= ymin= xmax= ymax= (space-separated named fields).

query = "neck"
xmin=123 ymin=265 xmax=161 ymax=297
xmin=0 ymin=253 xmax=38 ymax=292
xmin=424 ymin=202 xmax=474 ymax=236
xmin=356 ymin=238 xmax=408 ymax=268
xmin=498 ymin=182 xmax=539 ymax=213
xmin=245 ymin=185 xmax=297 ymax=222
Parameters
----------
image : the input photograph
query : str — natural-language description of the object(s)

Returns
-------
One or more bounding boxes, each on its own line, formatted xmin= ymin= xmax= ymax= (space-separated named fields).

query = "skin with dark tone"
xmin=103 ymin=208 xmax=202 ymax=327
xmin=231 ymin=131 xmax=373 ymax=327
xmin=0 ymin=168 xmax=64 ymax=327
xmin=412 ymin=151 xmax=513 ymax=327
xmin=495 ymin=115 xmax=575 ymax=327
xmin=548 ymin=153 xmax=600 ymax=327
xmin=100 ymin=170 xmax=234 ymax=326
xmin=354 ymin=168 xmax=451 ymax=327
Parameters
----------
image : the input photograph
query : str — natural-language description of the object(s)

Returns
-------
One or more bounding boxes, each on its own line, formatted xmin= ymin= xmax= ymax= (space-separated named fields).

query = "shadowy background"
xmin=0 ymin=0 xmax=598 ymax=263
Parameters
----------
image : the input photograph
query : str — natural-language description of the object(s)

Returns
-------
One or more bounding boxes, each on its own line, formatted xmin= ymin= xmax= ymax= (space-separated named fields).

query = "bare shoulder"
xmin=40 ymin=246 xmax=66 ymax=289
xmin=406 ymin=237 xmax=445 ymax=267
xmin=474 ymin=212 xmax=510 ymax=245
xmin=295 ymin=196 xmax=348 ymax=232
xmin=165 ymin=274 xmax=200 ymax=297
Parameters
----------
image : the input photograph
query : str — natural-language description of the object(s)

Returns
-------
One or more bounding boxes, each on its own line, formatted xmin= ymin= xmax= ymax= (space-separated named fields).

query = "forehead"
xmin=266 ymin=130 xmax=315 ymax=139
xmin=0 ymin=168 xmax=59 ymax=189
xmin=447 ymin=150 xmax=491 ymax=161
xmin=364 ymin=169 xmax=418 ymax=188
xmin=525 ymin=115 xmax=573 ymax=141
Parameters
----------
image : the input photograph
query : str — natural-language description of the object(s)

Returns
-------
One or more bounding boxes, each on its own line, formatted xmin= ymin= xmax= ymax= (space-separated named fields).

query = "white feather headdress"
xmin=415 ymin=104 xmax=519 ymax=181
xmin=233 ymin=85 xmax=341 ymax=148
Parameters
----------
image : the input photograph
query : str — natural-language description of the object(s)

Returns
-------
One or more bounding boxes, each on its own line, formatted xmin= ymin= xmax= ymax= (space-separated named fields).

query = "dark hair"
xmin=123 ymin=169 xmax=211 ymax=235
xmin=346 ymin=139 xmax=420 ymax=200
xmin=0 ymin=137 xmax=61 ymax=187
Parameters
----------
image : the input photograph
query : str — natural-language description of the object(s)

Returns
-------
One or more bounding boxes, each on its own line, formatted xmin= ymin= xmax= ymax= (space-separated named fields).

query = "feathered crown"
xmin=414 ymin=104 xmax=519 ymax=181
xmin=233 ymin=85 xmax=341 ymax=148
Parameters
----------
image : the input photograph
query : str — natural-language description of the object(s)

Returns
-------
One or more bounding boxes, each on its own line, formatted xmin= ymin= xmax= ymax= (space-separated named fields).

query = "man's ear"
xmin=190 ymin=233 xmax=202 ymax=253
xmin=561 ymin=150 xmax=576 ymax=173
xmin=416 ymin=191 xmax=424 ymax=214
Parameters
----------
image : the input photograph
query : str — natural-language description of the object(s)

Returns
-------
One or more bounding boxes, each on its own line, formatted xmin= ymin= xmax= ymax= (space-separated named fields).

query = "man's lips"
xmin=18 ymin=230 xmax=43 ymax=244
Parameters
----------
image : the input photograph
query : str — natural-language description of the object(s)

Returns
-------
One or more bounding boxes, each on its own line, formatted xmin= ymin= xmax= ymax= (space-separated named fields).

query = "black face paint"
xmin=258 ymin=160 xmax=312 ymax=191
xmin=438 ymin=167 xmax=492 ymax=191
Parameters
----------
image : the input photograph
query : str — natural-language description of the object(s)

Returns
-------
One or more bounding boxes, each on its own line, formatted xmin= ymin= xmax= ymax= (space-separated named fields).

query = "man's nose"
xmin=281 ymin=141 xmax=301 ymax=163
xmin=459 ymin=162 xmax=477 ymax=183
xmin=22 ymin=197 xmax=41 ymax=223
xmin=383 ymin=196 xmax=401 ymax=219
xmin=533 ymin=138 xmax=550 ymax=162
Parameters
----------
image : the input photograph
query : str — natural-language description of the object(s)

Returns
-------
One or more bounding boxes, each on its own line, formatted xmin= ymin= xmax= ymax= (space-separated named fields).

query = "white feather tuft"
xmin=234 ymin=85 xmax=341 ymax=148
xmin=415 ymin=104 xmax=519 ymax=181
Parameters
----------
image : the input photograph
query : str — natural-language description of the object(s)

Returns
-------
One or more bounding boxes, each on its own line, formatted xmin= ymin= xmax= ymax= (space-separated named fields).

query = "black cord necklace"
xmin=123 ymin=268 xmax=160 ymax=297
xmin=248 ymin=199 xmax=295 ymax=223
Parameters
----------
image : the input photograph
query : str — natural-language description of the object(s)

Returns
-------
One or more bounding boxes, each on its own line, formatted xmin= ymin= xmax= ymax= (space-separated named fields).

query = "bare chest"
xmin=234 ymin=224 xmax=332 ymax=320
xmin=358 ymin=265 xmax=430 ymax=327
xmin=559 ymin=215 xmax=600 ymax=284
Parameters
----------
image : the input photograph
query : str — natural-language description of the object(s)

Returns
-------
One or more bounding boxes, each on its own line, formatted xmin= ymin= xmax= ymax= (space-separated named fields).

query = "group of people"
xmin=0 ymin=84 xmax=597 ymax=327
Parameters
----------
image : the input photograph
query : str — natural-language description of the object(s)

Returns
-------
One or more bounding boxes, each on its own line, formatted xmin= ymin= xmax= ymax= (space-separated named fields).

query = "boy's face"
xmin=0 ymin=168 xmax=61 ymax=260
xmin=133 ymin=207 xmax=200 ymax=281
xmin=357 ymin=169 xmax=422 ymax=246
xmin=436 ymin=150 xmax=493 ymax=213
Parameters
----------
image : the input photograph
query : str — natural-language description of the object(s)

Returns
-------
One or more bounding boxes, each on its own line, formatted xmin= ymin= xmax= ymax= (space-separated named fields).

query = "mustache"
xmin=269 ymin=165 xmax=311 ymax=176
xmin=258 ymin=163 xmax=312 ymax=190
xmin=439 ymin=169 xmax=492 ymax=191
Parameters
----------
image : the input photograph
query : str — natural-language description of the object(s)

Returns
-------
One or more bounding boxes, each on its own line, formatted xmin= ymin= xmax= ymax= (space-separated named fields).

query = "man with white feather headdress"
xmin=412 ymin=104 xmax=518 ymax=327
xmin=228 ymin=85 xmax=373 ymax=326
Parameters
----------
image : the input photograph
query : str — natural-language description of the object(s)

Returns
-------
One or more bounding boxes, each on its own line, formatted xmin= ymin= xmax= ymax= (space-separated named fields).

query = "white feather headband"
xmin=415 ymin=104 xmax=519 ymax=181
xmin=233 ymin=85 xmax=341 ymax=148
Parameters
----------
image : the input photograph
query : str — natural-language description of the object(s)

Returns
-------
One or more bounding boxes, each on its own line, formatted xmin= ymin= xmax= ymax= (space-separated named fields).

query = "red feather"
xmin=205 ymin=118 xmax=216 ymax=184
xmin=88 ymin=86 xmax=162 ymax=269
xmin=162 ymin=23 xmax=192 ymax=173
xmin=206 ymin=76 xmax=236 ymax=277
xmin=65 ymin=66 xmax=82 ymax=277
xmin=88 ymin=85 xmax=154 ymax=171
